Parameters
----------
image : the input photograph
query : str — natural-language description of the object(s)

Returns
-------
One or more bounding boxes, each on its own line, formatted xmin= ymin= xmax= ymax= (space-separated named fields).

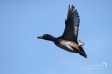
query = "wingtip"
xmin=72 ymin=5 xmax=74 ymax=8
xmin=68 ymin=5 xmax=75 ymax=8
xmin=68 ymin=4 xmax=70 ymax=7
xmin=68 ymin=5 xmax=70 ymax=9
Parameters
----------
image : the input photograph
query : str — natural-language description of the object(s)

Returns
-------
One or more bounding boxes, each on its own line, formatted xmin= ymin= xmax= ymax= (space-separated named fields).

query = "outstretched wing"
xmin=60 ymin=5 xmax=80 ymax=43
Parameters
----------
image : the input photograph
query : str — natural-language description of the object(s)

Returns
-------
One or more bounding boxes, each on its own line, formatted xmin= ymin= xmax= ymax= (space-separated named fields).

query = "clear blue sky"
xmin=0 ymin=0 xmax=112 ymax=74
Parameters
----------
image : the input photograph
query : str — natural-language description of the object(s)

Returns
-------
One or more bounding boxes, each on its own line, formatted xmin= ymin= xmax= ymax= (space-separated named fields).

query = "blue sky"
xmin=0 ymin=0 xmax=112 ymax=74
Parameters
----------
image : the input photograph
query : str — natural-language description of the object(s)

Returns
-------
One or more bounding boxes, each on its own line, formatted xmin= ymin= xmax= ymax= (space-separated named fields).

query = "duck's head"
xmin=37 ymin=34 xmax=55 ymax=41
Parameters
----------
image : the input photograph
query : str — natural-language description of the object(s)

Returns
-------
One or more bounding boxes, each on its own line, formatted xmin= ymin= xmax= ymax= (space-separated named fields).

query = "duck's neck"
xmin=47 ymin=36 xmax=55 ymax=41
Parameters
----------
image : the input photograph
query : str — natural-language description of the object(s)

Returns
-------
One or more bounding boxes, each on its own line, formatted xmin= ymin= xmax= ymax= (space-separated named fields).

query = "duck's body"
xmin=55 ymin=39 xmax=78 ymax=52
xmin=37 ymin=5 xmax=87 ymax=58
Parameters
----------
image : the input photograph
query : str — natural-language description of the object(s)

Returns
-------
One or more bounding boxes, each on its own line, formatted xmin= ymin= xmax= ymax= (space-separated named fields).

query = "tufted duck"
xmin=37 ymin=5 xmax=87 ymax=58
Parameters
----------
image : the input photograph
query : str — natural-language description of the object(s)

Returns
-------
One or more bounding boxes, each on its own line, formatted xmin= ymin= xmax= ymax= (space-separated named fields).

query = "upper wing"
xmin=60 ymin=5 xmax=80 ymax=43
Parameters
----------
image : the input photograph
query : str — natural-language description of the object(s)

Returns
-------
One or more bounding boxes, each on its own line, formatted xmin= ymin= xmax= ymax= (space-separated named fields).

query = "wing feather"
xmin=60 ymin=5 xmax=80 ymax=43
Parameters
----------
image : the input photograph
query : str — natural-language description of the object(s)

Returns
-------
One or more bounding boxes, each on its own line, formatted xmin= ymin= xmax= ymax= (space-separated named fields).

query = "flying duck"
xmin=37 ymin=5 xmax=87 ymax=58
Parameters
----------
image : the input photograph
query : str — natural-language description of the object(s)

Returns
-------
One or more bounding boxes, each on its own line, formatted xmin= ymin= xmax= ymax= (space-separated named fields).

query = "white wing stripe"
xmin=74 ymin=26 xmax=78 ymax=36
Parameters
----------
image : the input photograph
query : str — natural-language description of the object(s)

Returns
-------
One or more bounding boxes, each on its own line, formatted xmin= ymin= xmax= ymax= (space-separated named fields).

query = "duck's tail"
xmin=79 ymin=46 xmax=87 ymax=58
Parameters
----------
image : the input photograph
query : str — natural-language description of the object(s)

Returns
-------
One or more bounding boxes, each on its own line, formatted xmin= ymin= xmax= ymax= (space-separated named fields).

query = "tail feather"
xmin=71 ymin=45 xmax=87 ymax=58
xmin=79 ymin=46 xmax=87 ymax=58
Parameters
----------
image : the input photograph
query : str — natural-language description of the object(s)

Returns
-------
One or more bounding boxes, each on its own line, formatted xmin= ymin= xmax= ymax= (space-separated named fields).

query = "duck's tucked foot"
xmin=78 ymin=40 xmax=84 ymax=46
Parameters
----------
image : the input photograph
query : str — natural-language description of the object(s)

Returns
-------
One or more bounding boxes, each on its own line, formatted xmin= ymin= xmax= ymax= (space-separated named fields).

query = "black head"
xmin=37 ymin=34 xmax=55 ymax=41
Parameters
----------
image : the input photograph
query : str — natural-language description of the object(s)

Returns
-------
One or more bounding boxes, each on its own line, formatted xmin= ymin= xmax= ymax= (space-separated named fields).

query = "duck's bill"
xmin=37 ymin=36 xmax=43 ymax=39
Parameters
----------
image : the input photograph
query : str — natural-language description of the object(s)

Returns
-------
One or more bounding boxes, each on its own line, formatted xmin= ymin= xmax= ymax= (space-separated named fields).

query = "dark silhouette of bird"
xmin=37 ymin=5 xmax=87 ymax=58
